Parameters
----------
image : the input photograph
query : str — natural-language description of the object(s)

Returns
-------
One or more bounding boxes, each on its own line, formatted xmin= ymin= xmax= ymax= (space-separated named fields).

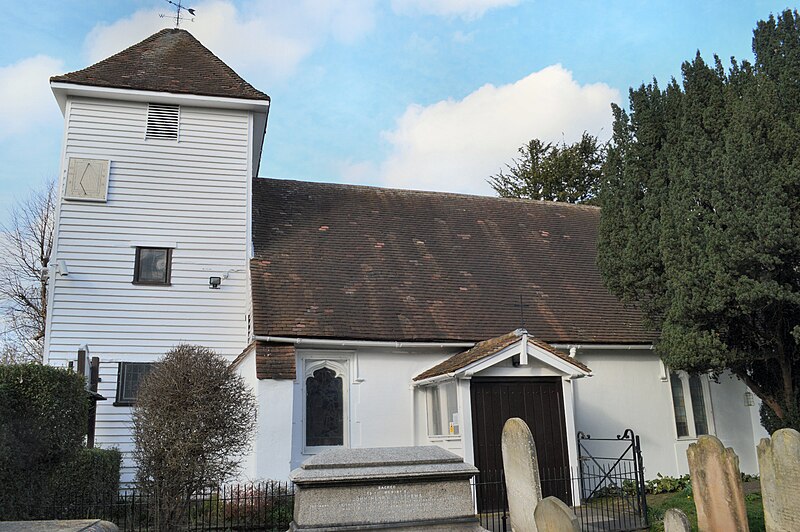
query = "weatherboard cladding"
xmin=250 ymin=178 xmax=657 ymax=345
xmin=51 ymin=29 xmax=270 ymax=102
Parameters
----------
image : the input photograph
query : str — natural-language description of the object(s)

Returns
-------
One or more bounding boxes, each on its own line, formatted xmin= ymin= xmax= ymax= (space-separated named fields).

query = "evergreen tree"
xmin=599 ymin=10 xmax=800 ymax=432
xmin=489 ymin=132 xmax=605 ymax=203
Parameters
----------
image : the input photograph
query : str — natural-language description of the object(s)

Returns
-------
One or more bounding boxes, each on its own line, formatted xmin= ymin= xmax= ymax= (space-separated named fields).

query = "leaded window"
xmin=306 ymin=367 xmax=344 ymax=447
xmin=669 ymin=371 xmax=713 ymax=439
xmin=115 ymin=362 xmax=153 ymax=405
xmin=689 ymin=374 xmax=709 ymax=435
xmin=670 ymin=371 xmax=690 ymax=437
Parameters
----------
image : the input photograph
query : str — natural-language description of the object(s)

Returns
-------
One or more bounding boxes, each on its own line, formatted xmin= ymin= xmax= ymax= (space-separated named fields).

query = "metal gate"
xmin=575 ymin=429 xmax=648 ymax=531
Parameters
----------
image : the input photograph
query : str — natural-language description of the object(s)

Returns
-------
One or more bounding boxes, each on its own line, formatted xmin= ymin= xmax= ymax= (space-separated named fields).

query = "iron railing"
xmin=473 ymin=464 xmax=648 ymax=532
xmin=15 ymin=429 xmax=647 ymax=532
xmin=12 ymin=481 xmax=294 ymax=531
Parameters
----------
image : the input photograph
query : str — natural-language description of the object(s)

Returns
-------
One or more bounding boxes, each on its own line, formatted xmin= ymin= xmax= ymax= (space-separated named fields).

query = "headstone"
xmin=663 ymin=508 xmax=691 ymax=532
xmin=533 ymin=496 xmax=579 ymax=531
xmin=757 ymin=428 xmax=800 ymax=532
xmin=686 ymin=435 xmax=749 ymax=532
xmin=501 ymin=417 xmax=543 ymax=532
xmin=289 ymin=446 xmax=487 ymax=531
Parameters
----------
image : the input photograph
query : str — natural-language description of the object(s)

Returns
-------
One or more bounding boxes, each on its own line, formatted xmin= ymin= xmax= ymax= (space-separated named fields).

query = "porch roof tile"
xmin=413 ymin=330 xmax=591 ymax=381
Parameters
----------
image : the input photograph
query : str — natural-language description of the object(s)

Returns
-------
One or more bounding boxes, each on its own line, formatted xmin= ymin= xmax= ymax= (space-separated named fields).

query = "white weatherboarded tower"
xmin=45 ymin=28 xmax=270 ymax=482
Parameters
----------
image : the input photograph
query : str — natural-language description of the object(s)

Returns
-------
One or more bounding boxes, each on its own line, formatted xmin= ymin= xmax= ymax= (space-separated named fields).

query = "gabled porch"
xmin=413 ymin=329 xmax=592 ymax=504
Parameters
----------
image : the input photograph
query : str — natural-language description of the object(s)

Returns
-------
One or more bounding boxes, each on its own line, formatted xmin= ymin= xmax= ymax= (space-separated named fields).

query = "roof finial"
xmin=160 ymin=0 xmax=196 ymax=28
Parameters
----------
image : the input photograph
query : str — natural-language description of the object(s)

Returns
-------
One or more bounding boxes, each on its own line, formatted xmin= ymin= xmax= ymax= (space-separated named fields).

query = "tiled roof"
xmin=413 ymin=330 xmax=591 ymax=381
xmin=51 ymin=28 xmax=269 ymax=102
xmin=414 ymin=331 xmax=518 ymax=381
xmin=251 ymin=178 xmax=658 ymax=344
xmin=528 ymin=337 xmax=591 ymax=373
xmin=256 ymin=342 xmax=296 ymax=380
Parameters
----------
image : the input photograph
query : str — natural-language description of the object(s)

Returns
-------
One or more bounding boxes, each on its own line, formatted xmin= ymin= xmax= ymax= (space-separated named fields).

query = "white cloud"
xmin=452 ymin=30 xmax=476 ymax=43
xmin=392 ymin=0 xmax=518 ymax=19
xmin=85 ymin=0 xmax=376 ymax=81
xmin=0 ymin=55 xmax=64 ymax=140
xmin=365 ymin=65 xmax=619 ymax=195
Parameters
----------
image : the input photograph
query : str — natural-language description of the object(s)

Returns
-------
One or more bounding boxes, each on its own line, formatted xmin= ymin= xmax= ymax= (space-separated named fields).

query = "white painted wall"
xmin=234 ymin=348 xmax=296 ymax=481
xmin=254 ymin=379 xmax=295 ymax=480
xmin=258 ymin=345 xmax=764 ymax=481
xmin=287 ymin=347 xmax=461 ymax=471
xmin=573 ymin=350 xmax=762 ymax=477
xmin=704 ymin=371 xmax=763 ymax=474
xmin=237 ymin=348 xmax=259 ymax=479
xmin=45 ymin=95 xmax=254 ymax=483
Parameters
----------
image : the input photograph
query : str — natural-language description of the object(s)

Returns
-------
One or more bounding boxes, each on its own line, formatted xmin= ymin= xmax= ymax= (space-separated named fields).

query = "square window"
xmin=133 ymin=247 xmax=172 ymax=285
xmin=115 ymin=362 xmax=154 ymax=405
xmin=426 ymin=380 xmax=460 ymax=437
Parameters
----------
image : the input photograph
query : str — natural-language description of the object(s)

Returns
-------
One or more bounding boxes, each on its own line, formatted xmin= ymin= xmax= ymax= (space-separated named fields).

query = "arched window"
xmin=305 ymin=366 xmax=344 ymax=447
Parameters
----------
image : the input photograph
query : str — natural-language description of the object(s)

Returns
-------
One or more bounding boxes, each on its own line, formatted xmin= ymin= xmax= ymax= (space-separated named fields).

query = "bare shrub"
xmin=132 ymin=344 xmax=256 ymax=531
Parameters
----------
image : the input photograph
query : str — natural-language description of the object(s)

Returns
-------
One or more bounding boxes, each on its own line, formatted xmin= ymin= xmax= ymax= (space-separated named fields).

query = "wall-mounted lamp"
xmin=209 ymin=276 xmax=222 ymax=289
xmin=57 ymin=259 xmax=69 ymax=277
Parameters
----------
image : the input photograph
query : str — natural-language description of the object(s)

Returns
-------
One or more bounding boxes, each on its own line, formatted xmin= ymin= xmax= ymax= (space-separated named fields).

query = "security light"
xmin=209 ymin=276 xmax=221 ymax=289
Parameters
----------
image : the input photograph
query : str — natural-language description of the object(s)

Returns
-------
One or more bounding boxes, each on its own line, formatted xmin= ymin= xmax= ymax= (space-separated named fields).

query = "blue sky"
xmin=0 ymin=0 xmax=791 ymax=223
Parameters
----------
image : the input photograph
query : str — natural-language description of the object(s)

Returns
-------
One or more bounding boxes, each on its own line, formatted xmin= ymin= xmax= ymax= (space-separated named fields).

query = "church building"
xmin=44 ymin=28 xmax=767 ymax=489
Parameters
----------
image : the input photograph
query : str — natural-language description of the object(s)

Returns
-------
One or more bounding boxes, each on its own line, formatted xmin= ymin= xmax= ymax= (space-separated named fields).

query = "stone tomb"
xmin=289 ymin=446 xmax=487 ymax=531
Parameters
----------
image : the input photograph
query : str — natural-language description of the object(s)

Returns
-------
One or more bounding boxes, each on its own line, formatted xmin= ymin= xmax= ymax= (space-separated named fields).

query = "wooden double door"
xmin=471 ymin=377 xmax=572 ymax=507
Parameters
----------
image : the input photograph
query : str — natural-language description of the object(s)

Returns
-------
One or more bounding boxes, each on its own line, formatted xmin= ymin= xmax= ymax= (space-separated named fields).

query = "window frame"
xmin=301 ymin=358 xmax=350 ymax=454
xmin=668 ymin=370 xmax=715 ymax=440
xmin=132 ymin=246 xmax=173 ymax=286
xmin=114 ymin=362 xmax=154 ymax=406
xmin=425 ymin=380 xmax=461 ymax=439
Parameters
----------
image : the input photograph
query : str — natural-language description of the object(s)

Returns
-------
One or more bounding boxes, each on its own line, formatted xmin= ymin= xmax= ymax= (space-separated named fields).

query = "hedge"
xmin=49 ymin=447 xmax=122 ymax=505
xmin=0 ymin=363 xmax=120 ymax=519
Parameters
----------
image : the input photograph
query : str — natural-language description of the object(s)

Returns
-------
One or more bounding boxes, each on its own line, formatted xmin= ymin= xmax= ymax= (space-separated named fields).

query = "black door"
xmin=471 ymin=377 xmax=572 ymax=509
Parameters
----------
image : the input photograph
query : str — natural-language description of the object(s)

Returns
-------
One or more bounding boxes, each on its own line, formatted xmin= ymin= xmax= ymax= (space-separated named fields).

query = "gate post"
xmin=634 ymin=434 xmax=649 ymax=525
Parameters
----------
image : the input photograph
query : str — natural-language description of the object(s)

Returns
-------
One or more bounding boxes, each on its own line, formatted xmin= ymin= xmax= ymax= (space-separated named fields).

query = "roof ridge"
xmin=51 ymin=28 xmax=269 ymax=102
xmin=51 ymin=28 xmax=174 ymax=83
xmin=254 ymin=177 xmax=600 ymax=211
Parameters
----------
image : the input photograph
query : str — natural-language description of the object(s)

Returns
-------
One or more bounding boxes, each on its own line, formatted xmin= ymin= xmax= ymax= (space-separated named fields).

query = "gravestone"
xmin=663 ymin=508 xmax=691 ymax=532
xmin=686 ymin=435 xmax=749 ymax=532
xmin=757 ymin=428 xmax=800 ymax=532
xmin=289 ymin=446 xmax=487 ymax=531
xmin=533 ymin=496 xmax=579 ymax=531
xmin=501 ymin=417 xmax=543 ymax=532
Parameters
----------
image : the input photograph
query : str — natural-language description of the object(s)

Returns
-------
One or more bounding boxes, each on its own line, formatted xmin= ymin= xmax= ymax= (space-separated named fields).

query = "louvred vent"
xmin=146 ymin=103 xmax=180 ymax=140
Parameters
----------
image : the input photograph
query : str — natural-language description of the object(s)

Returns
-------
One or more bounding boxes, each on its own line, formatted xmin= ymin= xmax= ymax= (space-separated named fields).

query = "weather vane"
xmin=160 ymin=0 xmax=196 ymax=28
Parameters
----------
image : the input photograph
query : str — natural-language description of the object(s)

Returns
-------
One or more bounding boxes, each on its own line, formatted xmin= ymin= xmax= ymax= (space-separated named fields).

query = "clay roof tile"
xmin=51 ymin=28 xmax=269 ymax=101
